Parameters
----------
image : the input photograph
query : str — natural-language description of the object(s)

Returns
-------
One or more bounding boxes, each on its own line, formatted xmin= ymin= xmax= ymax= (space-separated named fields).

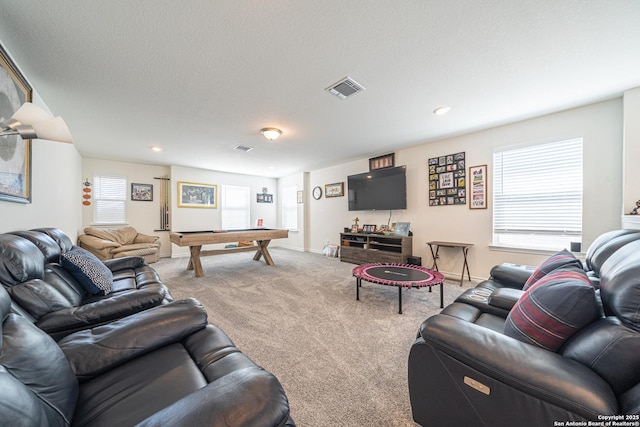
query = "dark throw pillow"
xmin=504 ymin=267 xmax=599 ymax=352
xmin=523 ymin=249 xmax=583 ymax=290
xmin=61 ymin=247 xmax=113 ymax=295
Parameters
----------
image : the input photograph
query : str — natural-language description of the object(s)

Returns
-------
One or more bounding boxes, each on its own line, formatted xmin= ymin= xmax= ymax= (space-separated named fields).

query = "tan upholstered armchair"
xmin=78 ymin=226 xmax=160 ymax=263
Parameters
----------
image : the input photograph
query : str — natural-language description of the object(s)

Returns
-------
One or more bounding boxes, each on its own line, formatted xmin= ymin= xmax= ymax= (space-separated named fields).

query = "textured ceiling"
xmin=1 ymin=1 xmax=639 ymax=177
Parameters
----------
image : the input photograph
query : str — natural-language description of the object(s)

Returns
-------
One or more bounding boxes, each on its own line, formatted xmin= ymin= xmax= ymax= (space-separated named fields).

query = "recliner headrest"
xmin=9 ymin=231 xmax=61 ymax=263
xmin=31 ymin=228 xmax=74 ymax=253
xmin=585 ymin=229 xmax=640 ymax=273
xmin=0 ymin=234 xmax=45 ymax=286
xmin=599 ymin=239 xmax=640 ymax=331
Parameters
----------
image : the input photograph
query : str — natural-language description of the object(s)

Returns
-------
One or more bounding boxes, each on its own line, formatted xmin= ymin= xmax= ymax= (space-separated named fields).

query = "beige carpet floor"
xmin=153 ymin=248 xmax=475 ymax=427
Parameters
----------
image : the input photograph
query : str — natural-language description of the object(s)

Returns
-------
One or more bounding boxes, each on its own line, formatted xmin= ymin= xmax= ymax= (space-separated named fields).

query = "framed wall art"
xmin=369 ymin=153 xmax=395 ymax=171
xmin=0 ymin=43 xmax=32 ymax=204
xmin=257 ymin=193 xmax=273 ymax=203
xmin=428 ymin=152 xmax=466 ymax=206
xmin=469 ymin=164 xmax=488 ymax=209
xmin=325 ymin=182 xmax=344 ymax=198
xmin=131 ymin=183 xmax=153 ymax=201
xmin=177 ymin=181 xmax=217 ymax=208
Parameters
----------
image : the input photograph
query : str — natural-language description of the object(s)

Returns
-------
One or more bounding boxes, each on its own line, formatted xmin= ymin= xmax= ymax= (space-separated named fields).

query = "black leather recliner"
xmin=0 ymin=229 xmax=173 ymax=340
xmin=408 ymin=230 xmax=640 ymax=425
xmin=0 ymin=285 xmax=294 ymax=426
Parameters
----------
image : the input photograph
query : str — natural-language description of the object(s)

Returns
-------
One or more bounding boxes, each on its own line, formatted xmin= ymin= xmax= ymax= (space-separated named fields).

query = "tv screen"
xmin=348 ymin=166 xmax=407 ymax=211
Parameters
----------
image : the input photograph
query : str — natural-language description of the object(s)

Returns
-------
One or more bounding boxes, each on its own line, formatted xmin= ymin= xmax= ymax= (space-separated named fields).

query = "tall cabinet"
xmin=339 ymin=232 xmax=412 ymax=264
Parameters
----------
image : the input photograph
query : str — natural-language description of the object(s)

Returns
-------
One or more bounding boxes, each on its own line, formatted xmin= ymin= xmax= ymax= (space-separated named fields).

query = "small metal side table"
xmin=427 ymin=241 xmax=474 ymax=286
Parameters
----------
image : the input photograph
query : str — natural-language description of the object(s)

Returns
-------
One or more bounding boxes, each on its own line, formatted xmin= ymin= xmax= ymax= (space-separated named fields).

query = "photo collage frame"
xmin=428 ymin=152 xmax=466 ymax=206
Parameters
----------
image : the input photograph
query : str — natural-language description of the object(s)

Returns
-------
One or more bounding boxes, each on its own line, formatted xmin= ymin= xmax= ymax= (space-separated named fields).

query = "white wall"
xmin=81 ymin=158 xmax=171 ymax=256
xmin=309 ymin=99 xmax=623 ymax=279
xmin=170 ymin=165 xmax=279 ymax=258
xmin=623 ymin=87 xmax=640 ymax=213
xmin=0 ymin=92 xmax=82 ymax=239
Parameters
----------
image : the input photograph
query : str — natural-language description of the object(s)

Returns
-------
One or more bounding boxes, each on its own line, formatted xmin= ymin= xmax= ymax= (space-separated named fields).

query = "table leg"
xmin=254 ymin=240 xmax=275 ymax=265
xmin=398 ymin=286 xmax=402 ymax=314
xmin=458 ymin=246 xmax=471 ymax=286
xmin=188 ymin=246 xmax=204 ymax=278
xmin=429 ymin=244 xmax=440 ymax=271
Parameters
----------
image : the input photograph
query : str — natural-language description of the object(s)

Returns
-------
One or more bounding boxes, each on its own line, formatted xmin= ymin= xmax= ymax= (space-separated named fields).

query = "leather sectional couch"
xmin=408 ymin=229 xmax=640 ymax=426
xmin=0 ymin=228 xmax=295 ymax=426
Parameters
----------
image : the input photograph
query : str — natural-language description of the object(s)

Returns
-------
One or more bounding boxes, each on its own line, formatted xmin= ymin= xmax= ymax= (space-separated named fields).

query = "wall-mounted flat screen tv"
xmin=348 ymin=165 xmax=407 ymax=211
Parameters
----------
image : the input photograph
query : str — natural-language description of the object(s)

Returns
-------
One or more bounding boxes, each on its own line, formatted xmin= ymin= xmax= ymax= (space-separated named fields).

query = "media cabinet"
xmin=339 ymin=232 xmax=412 ymax=264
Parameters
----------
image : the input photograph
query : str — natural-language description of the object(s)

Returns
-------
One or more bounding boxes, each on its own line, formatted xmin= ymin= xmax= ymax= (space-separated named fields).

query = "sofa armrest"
xmin=77 ymin=234 xmax=121 ymax=249
xmin=36 ymin=283 xmax=168 ymax=337
xmin=487 ymin=287 xmax=524 ymax=311
xmin=103 ymin=256 xmax=146 ymax=271
xmin=134 ymin=233 xmax=160 ymax=245
xmin=58 ymin=298 xmax=207 ymax=380
xmin=137 ymin=368 xmax=292 ymax=427
xmin=415 ymin=314 xmax=617 ymax=417
xmin=488 ymin=263 xmax=535 ymax=289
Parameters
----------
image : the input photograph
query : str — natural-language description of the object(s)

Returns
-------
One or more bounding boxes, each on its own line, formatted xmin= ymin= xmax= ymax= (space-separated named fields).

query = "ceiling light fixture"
xmin=150 ymin=146 xmax=163 ymax=152
xmin=433 ymin=106 xmax=451 ymax=116
xmin=261 ymin=127 xmax=282 ymax=141
xmin=0 ymin=102 xmax=73 ymax=143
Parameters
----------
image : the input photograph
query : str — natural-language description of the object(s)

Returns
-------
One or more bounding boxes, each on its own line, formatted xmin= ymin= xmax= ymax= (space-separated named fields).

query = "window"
xmin=221 ymin=185 xmax=250 ymax=229
xmin=281 ymin=186 xmax=298 ymax=230
xmin=93 ymin=175 xmax=127 ymax=225
xmin=492 ymin=138 xmax=583 ymax=251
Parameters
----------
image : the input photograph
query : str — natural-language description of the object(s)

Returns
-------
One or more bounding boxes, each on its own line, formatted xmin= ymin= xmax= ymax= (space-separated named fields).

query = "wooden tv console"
xmin=339 ymin=232 xmax=412 ymax=264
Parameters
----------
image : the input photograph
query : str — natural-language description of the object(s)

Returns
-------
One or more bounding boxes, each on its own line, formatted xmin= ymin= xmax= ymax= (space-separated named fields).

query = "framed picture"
xmin=297 ymin=190 xmax=303 ymax=204
xmin=0 ymin=43 xmax=32 ymax=204
xmin=469 ymin=164 xmax=488 ymax=209
xmin=325 ymin=182 xmax=344 ymax=198
xmin=394 ymin=222 xmax=411 ymax=236
xmin=369 ymin=153 xmax=395 ymax=171
xmin=351 ymin=224 xmax=359 ymax=233
xmin=362 ymin=224 xmax=376 ymax=233
xmin=379 ymin=224 xmax=388 ymax=232
xmin=177 ymin=181 xmax=217 ymax=208
xmin=257 ymin=193 xmax=273 ymax=203
xmin=131 ymin=183 xmax=153 ymax=201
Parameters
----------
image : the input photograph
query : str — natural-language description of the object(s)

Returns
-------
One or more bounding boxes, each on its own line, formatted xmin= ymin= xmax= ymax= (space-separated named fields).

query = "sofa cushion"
xmin=84 ymin=227 xmax=138 ymax=245
xmin=61 ymin=247 xmax=113 ymax=295
xmin=523 ymin=249 xmax=583 ymax=290
xmin=505 ymin=266 xmax=599 ymax=352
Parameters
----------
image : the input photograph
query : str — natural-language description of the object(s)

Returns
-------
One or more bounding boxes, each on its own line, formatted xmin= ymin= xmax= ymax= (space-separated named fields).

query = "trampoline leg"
xmin=356 ymin=278 xmax=360 ymax=301
xmin=398 ymin=286 xmax=402 ymax=314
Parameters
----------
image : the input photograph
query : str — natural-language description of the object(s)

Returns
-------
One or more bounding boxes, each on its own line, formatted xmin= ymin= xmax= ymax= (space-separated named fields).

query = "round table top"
xmin=352 ymin=263 xmax=445 ymax=288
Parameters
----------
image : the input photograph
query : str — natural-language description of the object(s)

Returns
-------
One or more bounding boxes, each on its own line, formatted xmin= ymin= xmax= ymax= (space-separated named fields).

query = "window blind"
xmin=93 ymin=175 xmax=127 ymax=224
xmin=493 ymin=138 xmax=583 ymax=249
xmin=221 ymin=185 xmax=250 ymax=229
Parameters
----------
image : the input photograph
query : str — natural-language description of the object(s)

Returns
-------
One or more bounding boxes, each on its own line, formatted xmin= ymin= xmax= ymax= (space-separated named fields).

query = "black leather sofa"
xmin=0 ymin=228 xmax=173 ymax=340
xmin=408 ymin=229 xmax=640 ymax=426
xmin=0 ymin=227 xmax=295 ymax=426
xmin=0 ymin=287 xmax=294 ymax=426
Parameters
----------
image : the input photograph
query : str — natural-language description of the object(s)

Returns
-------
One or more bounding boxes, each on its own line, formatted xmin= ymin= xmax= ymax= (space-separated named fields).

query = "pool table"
xmin=170 ymin=228 xmax=289 ymax=277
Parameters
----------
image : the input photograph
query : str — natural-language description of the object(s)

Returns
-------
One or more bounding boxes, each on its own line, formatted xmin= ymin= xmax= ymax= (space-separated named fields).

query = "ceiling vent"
xmin=233 ymin=144 xmax=254 ymax=152
xmin=325 ymin=76 xmax=365 ymax=100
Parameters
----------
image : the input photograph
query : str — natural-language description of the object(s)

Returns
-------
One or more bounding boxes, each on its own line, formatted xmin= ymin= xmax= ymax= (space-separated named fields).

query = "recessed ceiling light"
xmin=150 ymin=146 xmax=163 ymax=152
xmin=433 ymin=106 xmax=451 ymax=115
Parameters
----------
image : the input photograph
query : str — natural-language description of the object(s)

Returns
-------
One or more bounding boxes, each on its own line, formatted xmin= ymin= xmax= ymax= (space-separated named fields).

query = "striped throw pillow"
xmin=504 ymin=266 xmax=599 ymax=352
